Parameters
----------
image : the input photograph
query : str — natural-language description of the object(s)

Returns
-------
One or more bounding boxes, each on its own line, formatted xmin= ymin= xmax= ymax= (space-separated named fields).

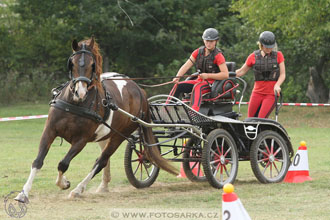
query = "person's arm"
xmin=236 ymin=63 xmax=251 ymax=77
xmin=199 ymin=62 xmax=229 ymax=80
xmin=274 ymin=61 xmax=286 ymax=95
xmin=172 ymin=55 xmax=195 ymax=83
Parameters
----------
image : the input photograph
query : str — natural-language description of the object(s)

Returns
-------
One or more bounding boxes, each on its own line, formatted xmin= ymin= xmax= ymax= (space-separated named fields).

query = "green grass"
xmin=1 ymin=103 xmax=330 ymax=220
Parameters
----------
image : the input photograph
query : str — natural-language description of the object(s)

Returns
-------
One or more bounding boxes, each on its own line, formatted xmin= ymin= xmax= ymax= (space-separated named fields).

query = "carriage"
xmin=120 ymin=62 xmax=294 ymax=189
xmin=15 ymin=39 xmax=294 ymax=203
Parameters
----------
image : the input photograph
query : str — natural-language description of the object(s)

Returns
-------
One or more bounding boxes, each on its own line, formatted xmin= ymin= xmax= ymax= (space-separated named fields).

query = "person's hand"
xmin=172 ymin=76 xmax=180 ymax=84
xmin=198 ymin=73 xmax=208 ymax=80
xmin=274 ymin=85 xmax=281 ymax=96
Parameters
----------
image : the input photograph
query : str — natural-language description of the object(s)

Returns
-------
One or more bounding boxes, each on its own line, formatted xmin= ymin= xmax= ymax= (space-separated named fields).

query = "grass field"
xmin=0 ymin=102 xmax=330 ymax=220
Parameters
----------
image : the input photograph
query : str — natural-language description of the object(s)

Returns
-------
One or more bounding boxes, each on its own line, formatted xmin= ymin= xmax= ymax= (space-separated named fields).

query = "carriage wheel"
xmin=124 ymin=133 xmax=160 ymax=188
xmin=202 ymin=129 xmax=238 ymax=189
xmin=250 ymin=130 xmax=290 ymax=183
xmin=182 ymin=138 xmax=207 ymax=182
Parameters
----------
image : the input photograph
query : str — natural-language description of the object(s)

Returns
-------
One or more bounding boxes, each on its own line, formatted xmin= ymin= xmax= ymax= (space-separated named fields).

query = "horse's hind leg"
xmin=15 ymin=127 xmax=56 ymax=203
xmin=69 ymin=136 xmax=123 ymax=198
xmin=96 ymin=139 xmax=111 ymax=193
xmin=56 ymin=139 xmax=87 ymax=190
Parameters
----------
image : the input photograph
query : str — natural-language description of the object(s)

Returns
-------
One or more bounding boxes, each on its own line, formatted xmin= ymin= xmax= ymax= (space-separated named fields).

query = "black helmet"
xmin=202 ymin=28 xmax=219 ymax=40
xmin=259 ymin=31 xmax=276 ymax=48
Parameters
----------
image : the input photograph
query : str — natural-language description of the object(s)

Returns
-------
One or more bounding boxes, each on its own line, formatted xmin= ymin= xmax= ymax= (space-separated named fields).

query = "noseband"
xmin=67 ymin=43 xmax=96 ymax=85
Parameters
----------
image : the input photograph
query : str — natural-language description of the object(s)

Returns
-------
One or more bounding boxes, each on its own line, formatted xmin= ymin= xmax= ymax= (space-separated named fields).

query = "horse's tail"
xmin=142 ymin=110 xmax=178 ymax=176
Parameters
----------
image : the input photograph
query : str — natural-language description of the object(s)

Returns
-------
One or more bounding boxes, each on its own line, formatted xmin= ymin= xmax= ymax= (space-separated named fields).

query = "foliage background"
xmin=0 ymin=0 xmax=329 ymax=105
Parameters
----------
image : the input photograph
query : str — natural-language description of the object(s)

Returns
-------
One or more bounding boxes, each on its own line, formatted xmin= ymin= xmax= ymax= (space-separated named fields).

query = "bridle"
xmin=67 ymin=43 xmax=96 ymax=86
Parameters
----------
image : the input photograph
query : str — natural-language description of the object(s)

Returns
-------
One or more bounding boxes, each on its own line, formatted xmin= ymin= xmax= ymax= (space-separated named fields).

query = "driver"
xmin=169 ymin=28 xmax=229 ymax=112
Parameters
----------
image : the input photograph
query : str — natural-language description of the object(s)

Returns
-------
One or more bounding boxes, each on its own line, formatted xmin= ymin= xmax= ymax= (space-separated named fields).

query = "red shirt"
xmin=191 ymin=48 xmax=226 ymax=83
xmin=245 ymin=51 xmax=285 ymax=95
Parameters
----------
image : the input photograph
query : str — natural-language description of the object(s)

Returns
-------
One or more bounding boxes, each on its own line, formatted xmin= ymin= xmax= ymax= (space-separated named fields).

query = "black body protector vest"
xmin=196 ymin=46 xmax=221 ymax=73
xmin=253 ymin=50 xmax=280 ymax=81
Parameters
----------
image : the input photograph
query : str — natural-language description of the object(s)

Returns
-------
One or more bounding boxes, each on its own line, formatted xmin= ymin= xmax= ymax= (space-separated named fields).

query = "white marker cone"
xmin=284 ymin=141 xmax=312 ymax=183
xmin=222 ymin=184 xmax=251 ymax=220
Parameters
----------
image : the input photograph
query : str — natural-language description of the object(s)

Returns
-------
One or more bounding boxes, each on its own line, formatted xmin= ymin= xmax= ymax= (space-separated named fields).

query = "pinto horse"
xmin=15 ymin=37 xmax=177 ymax=203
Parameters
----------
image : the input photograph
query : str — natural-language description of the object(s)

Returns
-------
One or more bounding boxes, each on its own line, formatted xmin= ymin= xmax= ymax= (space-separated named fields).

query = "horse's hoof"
xmin=68 ymin=191 xmax=81 ymax=199
xmin=63 ymin=180 xmax=71 ymax=190
xmin=14 ymin=192 xmax=29 ymax=204
xmin=96 ymin=186 xmax=109 ymax=193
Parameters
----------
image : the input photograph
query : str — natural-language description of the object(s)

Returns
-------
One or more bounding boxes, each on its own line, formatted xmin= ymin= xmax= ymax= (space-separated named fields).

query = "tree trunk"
xmin=103 ymin=56 xmax=109 ymax=73
xmin=306 ymin=58 xmax=329 ymax=103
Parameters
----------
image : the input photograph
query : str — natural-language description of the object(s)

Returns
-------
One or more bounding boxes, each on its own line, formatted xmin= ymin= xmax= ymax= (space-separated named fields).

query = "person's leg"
xmin=258 ymin=94 xmax=276 ymax=118
xmin=190 ymin=81 xmax=210 ymax=112
xmin=248 ymin=92 xmax=264 ymax=117
xmin=169 ymin=80 xmax=196 ymax=99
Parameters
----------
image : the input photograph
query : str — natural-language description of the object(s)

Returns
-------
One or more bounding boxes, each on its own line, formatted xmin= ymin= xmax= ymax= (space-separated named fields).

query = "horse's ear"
xmin=72 ymin=39 xmax=79 ymax=51
xmin=89 ymin=36 xmax=95 ymax=50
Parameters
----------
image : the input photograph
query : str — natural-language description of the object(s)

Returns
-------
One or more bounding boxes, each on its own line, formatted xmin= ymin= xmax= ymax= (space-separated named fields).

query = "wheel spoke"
xmin=263 ymin=140 xmax=271 ymax=154
xmin=221 ymin=138 xmax=225 ymax=155
xmin=271 ymin=138 xmax=274 ymax=154
xmin=213 ymin=163 xmax=220 ymax=177
xmin=223 ymin=147 xmax=232 ymax=157
xmin=273 ymin=147 xmax=282 ymax=157
xmin=210 ymin=148 xmax=220 ymax=158
xmin=210 ymin=159 xmax=221 ymax=165
xmin=191 ymin=161 xmax=198 ymax=170
xmin=133 ymin=148 xmax=141 ymax=157
xmin=133 ymin=161 xmax=142 ymax=176
xmin=220 ymin=165 xmax=224 ymax=182
xmin=258 ymin=148 xmax=269 ymax=157
xmin=223 ymin=164 xmax=230 ymax=177
xmin=142 ymin=162 xmax=151 ymax=178
xmin=262 ymin=161 xmax=270 ymax=174
xmin=273 ymin=162 xmax=280 ymax=174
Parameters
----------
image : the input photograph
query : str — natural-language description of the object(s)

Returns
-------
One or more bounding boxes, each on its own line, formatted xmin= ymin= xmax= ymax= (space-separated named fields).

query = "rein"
xmin=103 ymin=74 xmax=198 ymax=88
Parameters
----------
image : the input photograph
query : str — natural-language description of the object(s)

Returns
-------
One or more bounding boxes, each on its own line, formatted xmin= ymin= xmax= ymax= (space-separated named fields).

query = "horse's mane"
xmin=79 ymin=38 xmax=103 ymax=81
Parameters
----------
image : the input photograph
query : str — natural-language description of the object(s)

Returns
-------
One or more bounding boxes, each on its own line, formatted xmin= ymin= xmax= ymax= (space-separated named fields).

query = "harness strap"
xmin=50 ymin=99 xmax=103 ymax=122
xmin=50 ymin=99 xmax=134 ymax=144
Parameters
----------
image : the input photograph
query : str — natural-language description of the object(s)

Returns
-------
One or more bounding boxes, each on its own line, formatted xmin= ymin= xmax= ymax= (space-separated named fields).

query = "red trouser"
xmin=169 ymin=80 xmax=211 ymax=112
xmin=248 ymin=92 xmax=276 ymax=118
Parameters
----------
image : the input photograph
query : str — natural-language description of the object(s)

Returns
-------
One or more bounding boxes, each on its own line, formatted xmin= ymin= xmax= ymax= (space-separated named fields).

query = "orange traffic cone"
xmin=177 ymin=139 xmax=204 ymax=178
xmin=284 ymin=141 xmax=312 ymax=183
xmin=222 ymin=183 xmax=251 ymax=220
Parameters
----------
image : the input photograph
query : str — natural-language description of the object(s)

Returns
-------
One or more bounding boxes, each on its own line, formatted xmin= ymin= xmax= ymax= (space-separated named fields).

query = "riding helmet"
xmin=202 ymin=28 xmax=219 ymax=41
xmin=259 ymin=31 xmax=276 ymax=48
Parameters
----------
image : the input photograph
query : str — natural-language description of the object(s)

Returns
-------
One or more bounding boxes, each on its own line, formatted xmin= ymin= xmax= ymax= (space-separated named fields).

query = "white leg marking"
xmin=55 ymin=171 xmax=70 ymax=189
xmin=96 ymin=140 xmax=111 ymax=193
xmin=68 ymin=165 xmax=99 ymax=198
xmin=15 ymin=167 xmax=39 ymax=202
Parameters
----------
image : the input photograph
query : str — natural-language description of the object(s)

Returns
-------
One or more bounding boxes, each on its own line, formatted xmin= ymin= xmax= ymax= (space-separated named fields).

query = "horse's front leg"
xmin=55 ymin=139 xmax=87 ymax=190
xmin=15 ymin=127 xmax=56 ymax=203
xmin=68 ymin=136 xmax=123 ymax=198
xmin=96 ymin=140 xmax=111 ymax=193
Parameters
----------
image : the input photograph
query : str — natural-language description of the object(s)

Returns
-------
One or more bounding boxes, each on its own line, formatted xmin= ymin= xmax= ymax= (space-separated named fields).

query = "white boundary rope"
xmin=1 ymin=102 xmax=329 ymax=122
xmin=236 ymin=102 xmax=330 ymax=107
xmin=0 ymin=115 xmax=48 ymax=122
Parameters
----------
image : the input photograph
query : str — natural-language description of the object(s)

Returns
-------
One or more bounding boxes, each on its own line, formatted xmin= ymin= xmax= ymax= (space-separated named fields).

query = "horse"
xmin=15 ymin=37 xmax=177 ymax=203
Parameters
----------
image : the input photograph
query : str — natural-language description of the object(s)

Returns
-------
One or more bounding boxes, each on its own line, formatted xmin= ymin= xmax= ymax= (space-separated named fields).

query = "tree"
xmin=231 ymin=0 xmax=330 ymax=103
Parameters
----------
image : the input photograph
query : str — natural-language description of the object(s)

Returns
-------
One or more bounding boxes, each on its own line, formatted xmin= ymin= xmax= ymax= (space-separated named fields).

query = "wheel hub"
xmin=220 ymin=155 xmax=225 ymax=164
xmin=269 ymin=154 xmax=275 ymax=163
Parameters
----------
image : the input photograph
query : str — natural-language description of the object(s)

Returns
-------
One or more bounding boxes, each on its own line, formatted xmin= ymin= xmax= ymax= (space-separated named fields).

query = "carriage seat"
xmin=204 ymin=61 xmax=237 ymax=100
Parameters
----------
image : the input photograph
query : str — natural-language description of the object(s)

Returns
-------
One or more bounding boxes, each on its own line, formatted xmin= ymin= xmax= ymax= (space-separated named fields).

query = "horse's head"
xmin=67 ymin=37 xmax=97 ymax=102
